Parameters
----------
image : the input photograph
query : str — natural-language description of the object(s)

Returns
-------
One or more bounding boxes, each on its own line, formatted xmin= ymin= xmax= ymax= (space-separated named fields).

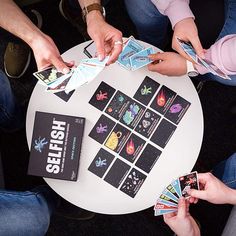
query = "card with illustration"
xmin=134 ymin=76 xmax=160 ymax=106
xmin=119 ymin=133 xmax=145 ymax=163
xmin=166 ymin=183 xmax=181 ymax=199
xmin=158 ymin=194 xmax=178 ymax=207
xmin=105 ymin=91 xmax=132 ymax=120
xmin=150 ymin=86 xmax=176 ymax=115
xmin=161 ymin=189 xmax=179 ymax=203
xmin=154 ymin=208 xmax=177 ymax=216
xmin=89 ymin=81 xmax=116 ymax=111
xmin=171 ymin=179 xmax=182 ymax=198
xmin=135 ymin=109 xmax=161 ymax=138
xmin=120 ymin=168 xmax=147 ymax=198
xmin=164 ymin=95 xmax=191 ymax=124
xmin=104 ymin=123 xmax=131 ymax=153
xmin=88 ymin=148 xmax=115 ymax=178
xmin=130 ymin=47 xmax=154 ymax=71
xmin=120 ymin=100 xmax=145 ymax=129
xmin=54 ymin=89 xmax=75 ymax=102
xmin=178 ymin=171 xmax=199 ymax=198
xmin=104 ymin=159 xmax=130 ymax=188
xmin=150 ymin=119 xmax=177 ymax=148
xmin=89 ymin=114 xmax=116 ymax=144
xmin=135 ymin=144 xmax=162 ymax=173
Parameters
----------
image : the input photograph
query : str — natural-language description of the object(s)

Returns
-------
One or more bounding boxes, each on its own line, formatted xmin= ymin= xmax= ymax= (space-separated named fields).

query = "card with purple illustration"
xmin=105 ymin=91 xmax=132 ymax=120
xmin=135 ymin=109 xmax=161 ymax=138
xmin=120 ymin=168 xmax=147 ymax=198
xmin=135 ymin=144 xmax=162 ymax=173
xmin=119 ymin=133 xmax=145 ymax=163
xmin=150 ymin=119 xmax=177 ymax=148
xmin=150 ymin=86 xmax=176 ymax=115
xmin=89 ymin=81 xmax=116 ymax=111
xmin=104 ymin=123 xmax=131 ymax=153
xmin=104 ymin=159 xmax=130 ymax=188
xmin=164 ymin=95 xmax=191 ymax=124
xmin=119 ymin=100 xmax=145 ymax=129
xmin=89 ymin=114 xmax=116 ymax=144
xmin=130 ymin=47 xmax=154 ymax=71
xmin=133 ymin=76 xmax=160 ymax=106
xmin=88 ymin=148 xmax=115 ymax=178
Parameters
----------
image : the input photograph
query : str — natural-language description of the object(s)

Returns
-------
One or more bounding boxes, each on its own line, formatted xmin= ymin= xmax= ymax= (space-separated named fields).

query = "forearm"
xmin=0 ymin=0 xmax=43 ymax=46
xmin=227 ymin=188 xmax=236 ymax=205
xmin=195 ymin=35 xmax=236 ymax=75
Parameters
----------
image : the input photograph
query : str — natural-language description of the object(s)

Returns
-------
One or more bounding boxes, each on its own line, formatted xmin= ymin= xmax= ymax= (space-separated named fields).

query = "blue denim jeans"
xmin=124 ymin=0 xmax=169 ymax=49
xmin=0 ymin=185 xmax=59 ymax=236
xmin=212 ymin=153 xmax=236 ymax=189
xmin=0 ymin=70 xmax=24 ymax=131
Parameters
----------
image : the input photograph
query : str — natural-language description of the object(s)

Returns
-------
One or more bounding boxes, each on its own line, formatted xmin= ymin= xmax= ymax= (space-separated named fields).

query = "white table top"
xmin=26 ymin=41 xmax=203 ymax=215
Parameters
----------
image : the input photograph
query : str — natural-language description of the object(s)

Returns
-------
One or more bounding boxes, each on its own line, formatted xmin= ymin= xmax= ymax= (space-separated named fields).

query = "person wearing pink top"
xmin=125 ymin=0 xmax=236 ymax=85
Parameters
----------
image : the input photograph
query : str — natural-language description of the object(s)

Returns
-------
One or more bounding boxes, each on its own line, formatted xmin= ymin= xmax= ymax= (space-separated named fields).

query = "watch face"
xmin=188 ymin=71 xmax=199 ymax=77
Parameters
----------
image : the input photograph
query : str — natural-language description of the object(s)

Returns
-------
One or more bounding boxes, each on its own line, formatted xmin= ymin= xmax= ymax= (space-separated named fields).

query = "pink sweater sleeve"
xmin=151 ymin=0 xmax=194 ymax=27
xmin=195 ymin=35 xmax=236 ymax=75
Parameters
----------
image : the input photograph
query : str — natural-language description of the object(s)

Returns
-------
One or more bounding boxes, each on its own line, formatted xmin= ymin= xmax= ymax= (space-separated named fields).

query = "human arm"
xmin=78 ymin=0 xmax=123 ymax=65
xmin=188 ymin=172 xmax=236 ymax=205
xmin=163 ymin=197 xmax=200 ymax=236
xmin=0 ymin=0 xmax=70 ymax=72
xmin=151 ymin=0 xmax=204 ymax=58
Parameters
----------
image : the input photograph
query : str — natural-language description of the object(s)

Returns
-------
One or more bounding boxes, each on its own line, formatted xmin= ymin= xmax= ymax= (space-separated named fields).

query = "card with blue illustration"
xmin=130 ymin=47 xmax=154 ymax=71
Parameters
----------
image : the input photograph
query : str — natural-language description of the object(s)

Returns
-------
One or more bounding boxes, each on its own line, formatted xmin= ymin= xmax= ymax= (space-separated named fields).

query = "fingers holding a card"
xmin=188 ymin=172 xmax=236 ymax=204
xmin=164 ymin=197 xmax=201 ymax=236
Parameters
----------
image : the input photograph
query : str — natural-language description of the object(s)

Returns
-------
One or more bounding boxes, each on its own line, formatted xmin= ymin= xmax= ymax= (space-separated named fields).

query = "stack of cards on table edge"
xmin=27 ymin=111 xmax=85 ymax=181
xmin=117 ymin=36 xmax=154 ymax=71
xmin=33 ymin=56 xmax=109 ymax=94
xmin=154 ymin=171 xmax=199 ymax=216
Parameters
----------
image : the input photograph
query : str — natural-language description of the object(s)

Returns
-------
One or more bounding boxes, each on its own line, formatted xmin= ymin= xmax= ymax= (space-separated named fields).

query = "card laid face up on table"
xmin=154 ymin=171 xmax=199 ymax=216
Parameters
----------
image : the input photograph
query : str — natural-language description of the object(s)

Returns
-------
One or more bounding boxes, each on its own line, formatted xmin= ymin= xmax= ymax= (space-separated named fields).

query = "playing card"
xmin=157 ymin=195 xmax=178 ymax=207
xmin=171 ymin=179 xmax=182 ymax=198
xmin=166 ymin=183 xmax=181 ymax=199
xmin=130 ymin=47 xmax=154 ymax=71
xmin=84 ymin=41 xmax=96 ymax=58
xmin=154 ymin=208 xmax=177 ymax=216
xmin=54 ymin=90 xmax=75 ymax=102
xmin=162 ymin=189 xmax=179 ymax=203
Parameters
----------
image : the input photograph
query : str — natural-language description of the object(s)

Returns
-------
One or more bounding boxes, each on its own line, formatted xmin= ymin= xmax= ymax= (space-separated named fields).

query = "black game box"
xmin=28 ymin=111 xmax=85 ymax=181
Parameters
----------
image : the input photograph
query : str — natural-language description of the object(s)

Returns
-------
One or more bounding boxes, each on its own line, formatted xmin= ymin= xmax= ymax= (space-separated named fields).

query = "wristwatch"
xmin=82 ymin=3 xmax=106 ymax=22
xmin=186 ymin=60 xmax=199 ymax=77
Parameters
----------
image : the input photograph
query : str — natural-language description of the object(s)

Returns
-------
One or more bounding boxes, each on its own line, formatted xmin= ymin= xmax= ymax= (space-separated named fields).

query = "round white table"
xmin=26 ymin=41 xmax=203 ymax=215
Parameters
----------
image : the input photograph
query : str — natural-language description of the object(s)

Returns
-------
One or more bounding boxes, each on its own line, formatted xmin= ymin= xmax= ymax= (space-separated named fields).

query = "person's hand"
xmin=30 ymin=32 xmax=72 ymax=72
xmin=172 ymin=18 xmax=204 ymax=60
xmin=148 ymin=52 xmax=187 ymax=76
xmin=164 ymin=197 xmax=200 ymax=236
xmin=86 ymin=11 xmax=123 ymax=65
xmin=188 ymin=172 xmax=236 ymax=204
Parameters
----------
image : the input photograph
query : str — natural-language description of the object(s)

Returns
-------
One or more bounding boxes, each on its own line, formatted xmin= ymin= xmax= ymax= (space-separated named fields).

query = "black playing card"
xmin=164 ymin=95 xmax=191 ymax=124
xmin=89 ymin=81 xmax=116 ymax=111
xmin=89 ymin=115 xmax=116 ymax=144
xmin=150 ymin=119 xmax=177 ymax=148
xmin=135 ymin=144 xmax=162 ymax=173
xmin=120 ymin=100 xmax=145 ymax=129
xmin=88 ymin=148 xmax=115 ymax=178
xmin=150 ymin=86 xmax=176 ymax=115
xmin=54 ymin=90 xmax=75 ymax=102
xmin=104 ymin=159 xmax=130 ymax=188
xmin=104 ymin=123 xmax=131 ymax=153
xmin=120 ymin=168 xmax=147 ymax=198
xmin=105 ymin=91 xmax=132 ymax=120
xmin=133 ymin=76 xmax=160 ymax=106
xmin=119 ymin=133 xmax=145 ymax=163
xmin=135 ymin=109 xmax=161 ymax=138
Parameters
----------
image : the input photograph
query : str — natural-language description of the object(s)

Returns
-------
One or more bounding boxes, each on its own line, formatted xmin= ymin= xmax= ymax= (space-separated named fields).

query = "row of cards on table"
xmin=87 ymin=76 xmax=191 ymax=198
xmin=154 ymin=171 xmax=199 ymax=216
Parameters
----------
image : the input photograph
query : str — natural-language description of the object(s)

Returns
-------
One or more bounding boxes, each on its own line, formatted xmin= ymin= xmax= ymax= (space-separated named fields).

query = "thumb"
xmin=148 ymin=52 xmax=166 ymax=61
xmin=177 ymin=197 xmax=187 ymax=218
xmin=188 ymin=189 xmax=207 ymax=200
xmin=190 ymin=37 xmax=204 ymax=58
xmin=95 ymin=38 xmax=105 ymax=61
xmin=51 ymin=56 xmax=70 ymax=74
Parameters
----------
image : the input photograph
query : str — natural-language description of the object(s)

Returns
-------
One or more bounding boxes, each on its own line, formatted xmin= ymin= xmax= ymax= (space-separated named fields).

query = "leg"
xmin=212 ymin=153 xmax=236 ymax=189
xmin=0 ymin=70 xmax=24 ymax=132
xmin=0 ymin=186 xmax=59 ymax=236
xmin=124 ymin=0 xmax=169 ymax=49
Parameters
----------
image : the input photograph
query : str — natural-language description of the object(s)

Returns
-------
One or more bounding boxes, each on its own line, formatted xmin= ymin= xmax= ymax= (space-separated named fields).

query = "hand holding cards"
xmin=154 ymin=171 xmax=199 ymax=216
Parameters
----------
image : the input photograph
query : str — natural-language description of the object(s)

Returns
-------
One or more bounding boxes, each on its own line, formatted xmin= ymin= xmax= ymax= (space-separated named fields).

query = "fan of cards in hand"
xmin=154 ymin=171 xmax=199 ymax=216
xmin=176 ymin=37 xmax=231 ymax=80
xmin=33 ymin=56 xmax=109 ymax=94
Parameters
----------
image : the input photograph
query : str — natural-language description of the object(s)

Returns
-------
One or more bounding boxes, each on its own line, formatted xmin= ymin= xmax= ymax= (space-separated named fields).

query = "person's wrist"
xmin=86 ymin=10 xmax=104 ymax=26
xmin=226 ymin=188 xmax=236 ymax=205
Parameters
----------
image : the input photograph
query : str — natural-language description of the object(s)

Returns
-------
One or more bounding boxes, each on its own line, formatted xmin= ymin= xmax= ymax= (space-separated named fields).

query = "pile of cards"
xmin=33 ymin=56 xmax=109 ymax=94
xmin=177 ymin=37 xmax=230 ymax=80
xmin=154 ymin=171 xmax=199 ymax=216
xmin=117 ymin=36 xmax=154 ymax=71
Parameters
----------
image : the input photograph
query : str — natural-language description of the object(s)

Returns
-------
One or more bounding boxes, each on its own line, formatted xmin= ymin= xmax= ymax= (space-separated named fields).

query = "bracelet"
xmin=82 ymin=3 xmax=106 ymax=23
